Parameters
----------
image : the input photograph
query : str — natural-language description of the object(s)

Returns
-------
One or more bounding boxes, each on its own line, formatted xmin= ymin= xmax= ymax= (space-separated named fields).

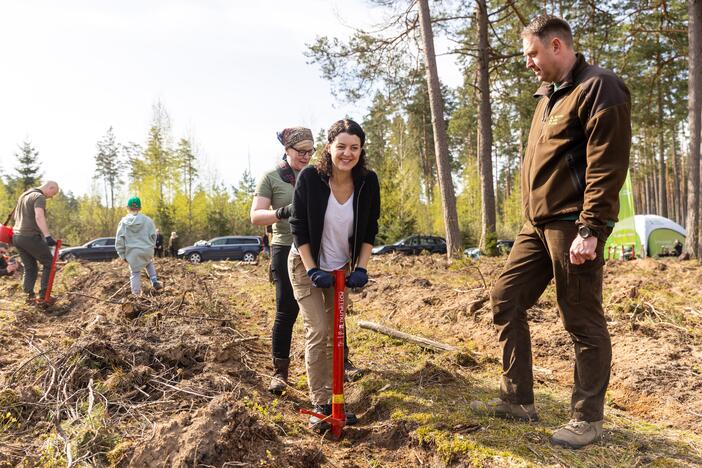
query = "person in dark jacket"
xmin=470 ymin=15 xmax=631 ymax=449
xmin=288 ymin=119 xmax=380 ymax=433
xmin=168 ymin=231 xmax=180 ymax=257
xmin=154 ymin=228 xmax=164 ymax=257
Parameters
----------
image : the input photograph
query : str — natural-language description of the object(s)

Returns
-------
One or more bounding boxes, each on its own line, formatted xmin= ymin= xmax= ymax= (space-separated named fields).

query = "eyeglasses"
xmin=291 ymin=146 xmax=315 ymax=157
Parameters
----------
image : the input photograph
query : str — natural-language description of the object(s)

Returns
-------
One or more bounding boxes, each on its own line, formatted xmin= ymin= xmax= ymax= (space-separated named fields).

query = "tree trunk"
xmin=658 ymin=80 xmax=668 ymax=218
xmin=417 ymin=0 xmax=462 ymax=258
xmin=686 ymin=0 xmax=702 ymax=258
xmin=476 ymin=0 xmax=497 ymax=254
xmin=671 ymin=128 xmax=681 ymax=224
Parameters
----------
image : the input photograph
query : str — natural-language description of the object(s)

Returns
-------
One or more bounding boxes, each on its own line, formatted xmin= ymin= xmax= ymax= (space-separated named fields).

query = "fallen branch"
xmin=358 ymin=320 xmax=457 ymax=352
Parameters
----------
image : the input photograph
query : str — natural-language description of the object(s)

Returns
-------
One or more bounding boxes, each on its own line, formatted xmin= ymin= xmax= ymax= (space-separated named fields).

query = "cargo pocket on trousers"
xmin=566 ymin=253 xmax=604 ymax=304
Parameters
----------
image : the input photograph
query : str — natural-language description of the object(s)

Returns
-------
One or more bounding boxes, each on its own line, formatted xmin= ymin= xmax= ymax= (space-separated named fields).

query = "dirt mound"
xmin=2 ymin=254 xmax=701 ymax=466
xmin=128 ymin=394 xmax=312 ymax=467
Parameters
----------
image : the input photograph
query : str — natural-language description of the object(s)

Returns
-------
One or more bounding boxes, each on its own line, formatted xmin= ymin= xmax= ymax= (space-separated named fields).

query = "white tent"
xmin=634 ymin=214 xmax=687 ymax=257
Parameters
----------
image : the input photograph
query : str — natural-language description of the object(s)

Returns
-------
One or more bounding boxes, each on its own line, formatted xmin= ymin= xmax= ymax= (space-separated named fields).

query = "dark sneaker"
xmin=25 ymin=293 xmax=36 ymax=304
xmin=152 ymin=280 xmax=163 ymax=291
xmin=469 ymin=398 xmax=539 ymax=422
xmin=309 ymin=404 xmax=358 ymax=431
xmin=309 ymin=404 xmax=332 ymax=433
xmin=551 ymin=419 xmax=603 ymax=449
xmin=344 ymin=359 xmax=363 ymax=382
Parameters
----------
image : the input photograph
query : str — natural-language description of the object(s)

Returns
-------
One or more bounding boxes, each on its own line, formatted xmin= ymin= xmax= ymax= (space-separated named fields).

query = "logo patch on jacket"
xmin=547 ymin=114 xmax=565 ymax=126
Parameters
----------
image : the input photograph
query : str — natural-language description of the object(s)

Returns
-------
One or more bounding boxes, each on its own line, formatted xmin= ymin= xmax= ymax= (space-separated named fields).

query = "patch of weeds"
xmin=38 ymin=433 xmax=67 ymax=467
xmin=242 ymin=392 xmax=283 ymax=424
xmin=0 ymin=411 xmax=19 ymax=433
xmin=60 ymin=402 xmax=121 ymax=465
xmin=416 ymin=426 xmax=512 ymax=465
xmin=106 ymin=440 xmax=133 ymax=466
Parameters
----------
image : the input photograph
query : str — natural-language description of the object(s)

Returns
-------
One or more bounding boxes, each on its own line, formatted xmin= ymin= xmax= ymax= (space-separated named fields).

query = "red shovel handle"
xmin=300 ymin=269 xmax=347 ymax=439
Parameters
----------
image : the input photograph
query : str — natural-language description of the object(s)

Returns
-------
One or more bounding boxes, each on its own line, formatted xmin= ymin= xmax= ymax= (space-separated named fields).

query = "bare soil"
xmin=0 ymin=254 xmax=701 ymax=467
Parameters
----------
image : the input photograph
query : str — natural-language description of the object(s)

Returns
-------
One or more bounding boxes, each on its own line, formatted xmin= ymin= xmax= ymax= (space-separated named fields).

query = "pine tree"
xmin=94 ymin=127 xmax=124 ymax=212
xmin=13 ymin=140 xmax=42 ymax=191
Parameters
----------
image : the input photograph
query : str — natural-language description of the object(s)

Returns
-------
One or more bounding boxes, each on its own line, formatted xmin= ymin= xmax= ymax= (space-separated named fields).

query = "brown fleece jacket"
xmin=522 ymin=53 xmax=631 ymax=237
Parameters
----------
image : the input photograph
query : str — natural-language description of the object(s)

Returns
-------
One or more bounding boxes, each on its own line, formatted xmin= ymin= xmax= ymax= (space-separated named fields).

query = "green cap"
xmin=127 ymin=196 xmax=141 ymax=209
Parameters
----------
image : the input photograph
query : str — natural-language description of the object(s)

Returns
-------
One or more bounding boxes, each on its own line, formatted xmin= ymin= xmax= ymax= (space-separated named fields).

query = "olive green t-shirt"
xmin=13 ymin=188 xmax=46 ymax=236
xmin=254 ymin=167 xmax=299 ymax=246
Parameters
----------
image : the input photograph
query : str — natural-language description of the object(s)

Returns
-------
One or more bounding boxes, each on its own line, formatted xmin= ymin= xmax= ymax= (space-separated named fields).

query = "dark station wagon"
xmin=372 ymin=235 xmax=447 ymax=255
xmin=59 ymin=237 xmax=119 ymax=261
xmin=177 ymin=236 xmax=262 ymax=264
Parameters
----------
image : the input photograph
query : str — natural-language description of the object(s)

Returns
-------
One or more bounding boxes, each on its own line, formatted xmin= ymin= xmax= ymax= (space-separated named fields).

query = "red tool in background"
xmin=41 ymin=239 xmax=62 ymax=304
xmin=300 ymin=269 xmax=347 ymax=439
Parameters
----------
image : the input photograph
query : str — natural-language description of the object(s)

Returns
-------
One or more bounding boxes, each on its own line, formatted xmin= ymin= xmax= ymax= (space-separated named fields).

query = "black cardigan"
xmin=290 ymin=166 xmax=380 ymax=269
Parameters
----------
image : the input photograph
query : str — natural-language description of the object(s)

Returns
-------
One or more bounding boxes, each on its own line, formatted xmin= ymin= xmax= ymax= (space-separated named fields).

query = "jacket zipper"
xmin=527 ymin=83 xmax=574 ymax=220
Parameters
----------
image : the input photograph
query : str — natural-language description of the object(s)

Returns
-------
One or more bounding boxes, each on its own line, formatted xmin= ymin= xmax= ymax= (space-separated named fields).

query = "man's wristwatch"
xmin=577 ymin=225 xmax=592 ymax=239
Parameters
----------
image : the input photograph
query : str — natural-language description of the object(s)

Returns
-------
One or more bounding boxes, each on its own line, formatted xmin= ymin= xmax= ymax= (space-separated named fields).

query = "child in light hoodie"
xmin=115 ymin=197 xmax=163 ymax=296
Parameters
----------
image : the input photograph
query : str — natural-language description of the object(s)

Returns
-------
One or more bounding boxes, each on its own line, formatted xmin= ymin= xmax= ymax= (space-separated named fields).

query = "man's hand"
xmin=45 ymin=235 xmax=57 ymax=247
xmin=569 ymin=235 xmax=597 ymax=265
xmin=7 ymin=263 xmax=17 ymax=274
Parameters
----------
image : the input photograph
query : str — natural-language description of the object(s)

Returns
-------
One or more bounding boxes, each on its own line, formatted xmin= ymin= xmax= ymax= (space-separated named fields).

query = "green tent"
xmin=604 ymin=172 xmax=641 ymax=259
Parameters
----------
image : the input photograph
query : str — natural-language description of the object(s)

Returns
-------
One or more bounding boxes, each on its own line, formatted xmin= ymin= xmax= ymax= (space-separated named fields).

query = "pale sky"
xmin=0 ymin=1 xmax=462 ymax=198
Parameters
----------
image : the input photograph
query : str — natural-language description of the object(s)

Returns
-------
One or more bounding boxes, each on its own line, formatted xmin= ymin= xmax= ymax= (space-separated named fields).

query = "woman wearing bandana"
xmin=251 ymin=128 xmax=361 ymax=394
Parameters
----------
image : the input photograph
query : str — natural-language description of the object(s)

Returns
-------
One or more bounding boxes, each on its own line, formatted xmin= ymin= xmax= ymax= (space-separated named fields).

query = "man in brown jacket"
xmin=470 ymin=15 xmax=631 ymax=449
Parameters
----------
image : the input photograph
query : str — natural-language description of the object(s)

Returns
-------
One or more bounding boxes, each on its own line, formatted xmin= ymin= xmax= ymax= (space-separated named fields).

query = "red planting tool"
xmin=40 ymin=239 xmax=62 ymax=304
xmin=300 ymin=269 xmax=347 ymax=439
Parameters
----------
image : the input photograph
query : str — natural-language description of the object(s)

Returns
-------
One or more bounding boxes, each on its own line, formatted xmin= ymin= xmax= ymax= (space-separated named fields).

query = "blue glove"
xmin=307 ymin=267 xmax=333 ymax=288
xmin=45 ymin=235 xmax=57 ymax=246
xmin=346 ymin=267 xmax=368 ymax=288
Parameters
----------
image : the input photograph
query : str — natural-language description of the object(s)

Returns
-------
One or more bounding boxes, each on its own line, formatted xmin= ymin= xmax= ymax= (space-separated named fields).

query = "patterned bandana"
xmin=276 ymin=127 xmax=313 ymax=149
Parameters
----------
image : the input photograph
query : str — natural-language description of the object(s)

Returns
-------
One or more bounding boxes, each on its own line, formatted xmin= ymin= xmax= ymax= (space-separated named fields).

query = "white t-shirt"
xmin=319 ymin=192 xmax=354 ymax=271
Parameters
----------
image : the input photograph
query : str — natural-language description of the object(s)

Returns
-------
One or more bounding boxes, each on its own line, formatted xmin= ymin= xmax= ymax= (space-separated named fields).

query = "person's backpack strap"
xmin=276 ymin=160 xmax=296 ymax=186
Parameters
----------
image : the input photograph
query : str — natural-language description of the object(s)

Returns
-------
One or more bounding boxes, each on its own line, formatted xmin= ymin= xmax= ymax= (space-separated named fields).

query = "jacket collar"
xmin=534 ymin=53 xmax=588 ymax=98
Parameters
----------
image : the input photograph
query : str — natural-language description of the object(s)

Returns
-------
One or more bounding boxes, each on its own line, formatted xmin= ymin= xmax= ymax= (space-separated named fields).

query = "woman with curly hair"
xmin=288 ymin=119 xmax=380 ymax=432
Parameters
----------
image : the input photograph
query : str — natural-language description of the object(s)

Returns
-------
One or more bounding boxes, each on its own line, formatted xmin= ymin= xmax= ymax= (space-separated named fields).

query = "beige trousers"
xmin=288 ymin=251 xmax=348 ymax=405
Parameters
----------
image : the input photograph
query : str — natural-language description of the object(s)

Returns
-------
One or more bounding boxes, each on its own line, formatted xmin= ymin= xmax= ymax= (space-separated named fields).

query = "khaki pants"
xmin=490 ymin=221 xmax=611 ymax=422
xmin=288 ymin=252 xmax=348 ymax=405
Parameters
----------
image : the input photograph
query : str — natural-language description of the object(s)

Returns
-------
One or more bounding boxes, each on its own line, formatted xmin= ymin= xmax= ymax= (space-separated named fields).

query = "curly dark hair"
xmin=315 ymin=119 xmax=368 ymax=178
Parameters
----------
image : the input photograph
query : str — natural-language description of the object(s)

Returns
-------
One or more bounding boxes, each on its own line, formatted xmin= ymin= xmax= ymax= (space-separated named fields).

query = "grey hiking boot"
xmin=151 ymin=280 xmax=163 ymax=291
xmin=268 ymin=358 xmax=290 ymax=394
xmin=551 ymin=419 xmax=603 ymax=449
xmin=469 ymin=398 xmax=539 ymax=422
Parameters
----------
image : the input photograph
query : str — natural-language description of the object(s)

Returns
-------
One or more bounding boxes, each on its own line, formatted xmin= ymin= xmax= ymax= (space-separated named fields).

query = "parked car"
xmin=59 ymin=237 xmax=118 ymax=261
xmin=463 ymin=239 xmax=514 ymax=259
xmin=178 ymin=236 xmax=262 ymax=264
xmin=372 ymin=235 xmax=447 ymax=255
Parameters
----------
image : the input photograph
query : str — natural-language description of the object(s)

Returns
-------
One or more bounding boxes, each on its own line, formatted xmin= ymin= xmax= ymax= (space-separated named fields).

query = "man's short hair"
xmin=521 ymin=14 xmax=573 ymax=48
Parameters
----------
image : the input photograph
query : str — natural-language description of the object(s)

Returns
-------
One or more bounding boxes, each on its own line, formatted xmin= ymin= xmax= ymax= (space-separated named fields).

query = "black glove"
xmin=346 ymin=267 xmax=368 ymax=288
xmin=275 ymin=204 xmax=293 ymax=220
xmin=307 ymin=267 xmax=333 ymax=288
xmin=45 ymin=235 xmax=57 ymax=246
